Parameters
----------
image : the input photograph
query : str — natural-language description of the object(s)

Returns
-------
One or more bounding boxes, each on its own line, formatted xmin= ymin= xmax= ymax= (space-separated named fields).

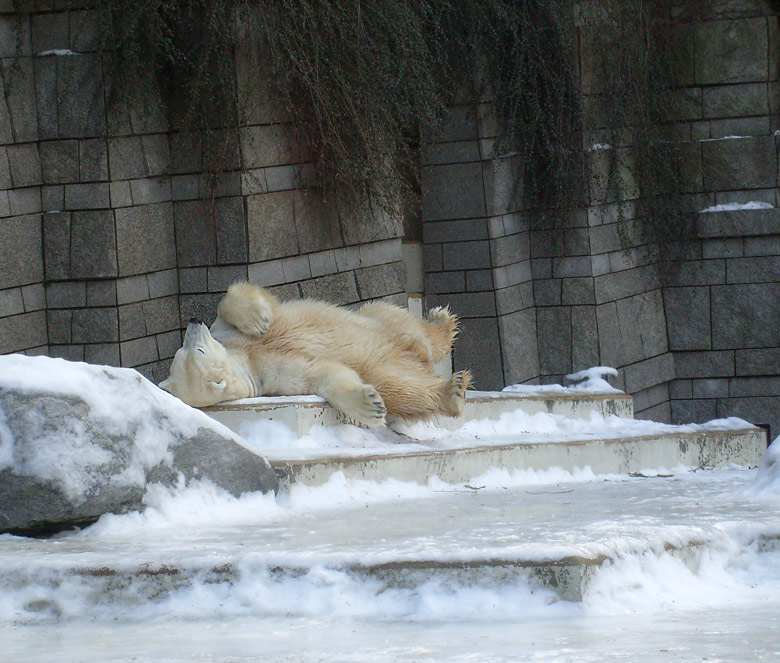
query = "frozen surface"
xmin=699 ymin=200 xmax=774 ymax=213
xmin=1 ymin=467 xmax=779 ymax=661
xmin=237 ymin=407 xmax=754 ymax=460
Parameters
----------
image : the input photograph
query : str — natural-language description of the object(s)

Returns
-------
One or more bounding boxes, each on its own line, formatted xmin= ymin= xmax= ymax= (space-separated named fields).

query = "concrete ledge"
xmin=204 ymin=390 xmax=635 ymax=437
xmin=271 ymin=427 xmax=766 ymax=489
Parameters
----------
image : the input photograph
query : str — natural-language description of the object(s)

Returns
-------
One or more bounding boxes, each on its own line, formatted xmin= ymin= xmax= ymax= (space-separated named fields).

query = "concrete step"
xmin=2 ymin=469 xmax=777 ymax=604
xmin=269 ymin=426 xmax=765 ymax=489
xmin=204 ymin=390 xmax=635 ymax=437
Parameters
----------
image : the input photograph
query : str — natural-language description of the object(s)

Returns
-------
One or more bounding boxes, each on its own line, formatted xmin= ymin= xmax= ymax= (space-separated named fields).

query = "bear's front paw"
xmin=234 ymin=307 xmax=270 ymax=337
xmin=338 ymin=385 xmax=387 ymax=428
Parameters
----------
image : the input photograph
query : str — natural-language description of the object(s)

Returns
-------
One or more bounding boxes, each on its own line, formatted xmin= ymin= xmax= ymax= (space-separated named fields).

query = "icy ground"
xmin=2 ymin=464 xmax=780 ymax=662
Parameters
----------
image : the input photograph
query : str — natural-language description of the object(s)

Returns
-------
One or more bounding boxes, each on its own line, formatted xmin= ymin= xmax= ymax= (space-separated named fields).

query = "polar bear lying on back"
xmin=160 ymin=282 xmax=472 ymax=427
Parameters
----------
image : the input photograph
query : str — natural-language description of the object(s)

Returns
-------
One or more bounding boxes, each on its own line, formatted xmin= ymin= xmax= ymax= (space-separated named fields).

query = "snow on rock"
xmin=699 ymin=201 xmax=774 ymax=213
xmin=0 ymin=354 xmax=277 ymax=535
xmin=747 ymin=436 xmax=780 ymax=496
xmin=503 ymin=366 xmax=622 ymax=395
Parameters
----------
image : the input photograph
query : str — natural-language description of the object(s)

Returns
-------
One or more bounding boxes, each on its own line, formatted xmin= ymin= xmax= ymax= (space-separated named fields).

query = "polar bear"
xmin=159 ymin=282 xmax=472 ymax=427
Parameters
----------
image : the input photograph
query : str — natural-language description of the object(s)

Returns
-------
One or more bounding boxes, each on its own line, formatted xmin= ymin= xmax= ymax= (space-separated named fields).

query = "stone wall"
xmin=1 ymin=1 xmax=779 ymax=436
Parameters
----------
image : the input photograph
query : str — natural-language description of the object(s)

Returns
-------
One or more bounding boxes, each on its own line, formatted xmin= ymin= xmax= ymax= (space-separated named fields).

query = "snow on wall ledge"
xmin=0 ymin=355 xmax=278 ymax=535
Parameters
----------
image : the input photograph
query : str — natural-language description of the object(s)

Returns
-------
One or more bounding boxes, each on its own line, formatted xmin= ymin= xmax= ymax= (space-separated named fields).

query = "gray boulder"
xmin=0 ymin=355 xmax=278 ymax=536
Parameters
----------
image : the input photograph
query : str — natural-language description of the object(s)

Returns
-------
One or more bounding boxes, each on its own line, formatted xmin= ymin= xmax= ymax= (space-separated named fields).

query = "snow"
xmin=745 ymin=435 xmax=780 ymax=496
xmin=36 ymin=49 xmax=76 ymax=57
xmin=0 ymin=354 xmax=245 ymax=498
xmin=587 ymin=142 xmax=612 ymax=151
xmin=699 ymin=200 xmax=774 ymax=213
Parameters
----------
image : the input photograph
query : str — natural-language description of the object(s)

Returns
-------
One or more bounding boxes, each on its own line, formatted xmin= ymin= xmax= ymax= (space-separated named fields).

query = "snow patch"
xmin=699 ymin=201 xmax=774 ymax=213
xmin=36 ymin=49 xmax=77 ymax=57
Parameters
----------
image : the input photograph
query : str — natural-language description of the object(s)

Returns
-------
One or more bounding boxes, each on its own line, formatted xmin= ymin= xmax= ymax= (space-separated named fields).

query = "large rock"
xmin=0 ymin=354 xmax=278 ymax=536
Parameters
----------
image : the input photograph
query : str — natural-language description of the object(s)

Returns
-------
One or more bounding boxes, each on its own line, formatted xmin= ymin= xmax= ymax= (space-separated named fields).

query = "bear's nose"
xmin=189 ymin=317 xmax=203 ymax=325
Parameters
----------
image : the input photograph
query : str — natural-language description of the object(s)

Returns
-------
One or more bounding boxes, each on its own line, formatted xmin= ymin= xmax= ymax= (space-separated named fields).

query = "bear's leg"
xmin=218 ymin=281 xmax=280 ymax=338
xmin=436 ymin=369 xmax=473 ymax=418
xmin=357 ymin=301 xmax=434 ymax=364
xmin=424 ymin=306 xmax=459 ymax=362
xmin=310 ymin=361 xmax=388 ymax=428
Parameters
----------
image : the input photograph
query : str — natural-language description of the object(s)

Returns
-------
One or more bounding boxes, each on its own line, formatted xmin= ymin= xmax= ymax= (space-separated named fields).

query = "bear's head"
xmin=159 ymin=318 xmax=243 ymax=407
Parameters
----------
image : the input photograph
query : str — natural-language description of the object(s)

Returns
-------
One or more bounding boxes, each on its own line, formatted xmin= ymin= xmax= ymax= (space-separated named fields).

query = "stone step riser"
xmin=272 ymin=428 xmax=766 ymax=489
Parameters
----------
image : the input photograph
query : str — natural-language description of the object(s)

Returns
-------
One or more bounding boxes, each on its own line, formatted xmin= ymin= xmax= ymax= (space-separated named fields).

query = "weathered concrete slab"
xmin=204 ymin=390 xmax=635 ymax=437
xmin=270 ymin=427 xmax=766 ymax=489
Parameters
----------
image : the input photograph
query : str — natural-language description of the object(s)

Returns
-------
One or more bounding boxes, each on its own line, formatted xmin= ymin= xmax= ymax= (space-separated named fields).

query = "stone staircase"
xmin=1 ymin=389 xmax=774 ymax=609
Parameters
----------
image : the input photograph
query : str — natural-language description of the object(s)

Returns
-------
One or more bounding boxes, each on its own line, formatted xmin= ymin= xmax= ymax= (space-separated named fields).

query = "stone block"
xmin=703 ymin=83 xmax=768 ymax=118
xmin=179 ymin=267 xmax=207 ymax=294
xmin=338 ymin=194 xmax=400 ymax=246
xmin=552 ymin=256 xmax=591 ymax=279
xmin=427 ymin=291 xmax=496 ymax=319
xmin=442 ymin=240 xmax=491 ymax=271
xmin=116 ymin=275 xmax=150 ymax=305
xmin=247 ymin=260 xmax=285 ymax=287
xmin=355 ymin=262 xmax=405 ymax=300
xmin=702 ymin=238 xmax=744 ymax=259
xmin=736 ymin=348 xmax=780 ymax=376
xmin=531 ymin=258 xmax=552 ymax=280
xmin=71 ymin=210 xmax=117 ymax=279
xmin=30 ymin=12 xmax=68 ymax=54
xmin=301 ymin=272 xmax=360 ymax=305
xmin=41 ymin=140 xmax=78 ymax=183
xmin=423 ymin=218 xmax=488 ymax=244
xmin=213 ymin=197 xmax=247 ymax=264
xmin=669 ymin=379 xmax=693 ymax=399
xmin=0 ymin=311 xmax=46 ymax=354
xmin=171 ymin=174 xmax=199 ymax=201
xmin=571 ymin=305 xmax=599 ymax=370
xmin=498 ymin=308 xmax=540 ymax=385
xmin=530 ymin=230 xmax=562 ymax=258
xmin=49 ymin=344 xmax=85 ymax=362
xmin=466 ymin=269 xmax=493 ymax=292
xmin=308 ymin=250 xmax=338 ymax=279
xmin=120 ymin=336 xmax=158 ymax=367
xmin=490 ymin=233 xmax=529 ymax=267
xmin=46 ymin=281 xmax=86 ymax=309
xmin=46 ymin=308 xmax=71 ymax=344
xmin=661 ymin=260 xmax=724 ymax=287
xmin=534 ymin=279 xmax=561 ymax=306
xmin=240 ymin=124 xmax=292 ymax=169
xmin=697 ymin=208 xmax=780 ymax=239
xmin=0 ymin=214 xmax=42 ymax=289
xmin=423 ymin=244 xmax=442 ymax=272
xmin=129 ymin=177 xmax=171 ymax=205
xmin=712 ymin=283 xmax=780 ymax=348
xmin=358 ymin=239 xmax=402 ymax=268
xmin=173 ymin=200 xmax=215 ymax=267
xmin=85 ymin=342 xmax=120 ymax=366
xmin=537 ymin=307 xmax=571 ymax=376
xmin=716 ymin=395 xmax=780 ymax=430
xmin=695 ymin=17 xmax=767 ymax=84
xmin=281 ymin=255 xmax=311 ymax=282
xmin=156 ymin=330 xmax=182 ymax=360
xmin=72 ymin=307 xmax=118 ymax=344
xmin=43 ymin=211 xmax=70 ymax=280
xmin=727 ymin=256 xmax=780 ymax=283
xmin=263 ymin=164 xmax=295 ymax=192
xmin=664 ymin=286 xmax=711 ymax=351
xmin=674 ymin=350 xmax=735 ymax=378
xmin=2 ymin=58 xmax=37 ymax=142
xmin=118 ymin=302 xmax=146 ymax=340
xmin=109 ymin=181 xmax=132 ymax=207
xmin=728 ymin=376 xmax=780 ymax=398
xmin=86 ymin=281 xmax=117 ymax=307
xmin=142 ymin=296 xmax=179 ymax=335
xmin=147 ymin=269 xmax=177 ymax=299
xmin=0 ymin=287 xmax=23 ymax=316
xmin=115 ymin=203 xmax=176 ymax=276
xmin=109 ymin=135 xmax=169 ymax=180
xmin=268 ymin=283 xmax=301 ymax=302
xmin=425 ymin=271 xmax=465 ymax=294
xmin=208 ymin=265 xmax=248 ymax=293
xmin=702 ymin=137 xmax=775 ymax=191
xmin=21 ymin=283 xmax=45 ymax=311
xmin=0 ymin=15 xmax=30 ymax=57
xmin=421 ymin=162 xmax=486 ymax=222
xmin=8 ymin=187 xmax=41 ymax=216
xmin=40 ymin=184 xmax=62 ymax=211
xmin=495 ymin=281 xmax=533 ymax=316
xmin=482 ymin=156 xmax=522 ymax=217
xmin=453 ymin=316 xmax=504 ymax=390
xmin=64 ymin=182 xmax=109 ymax=210
xmin=422 ymin=140 xmax=481 ymax=166
xmin=438 ymin=104 xmax=478 ymax=142
xmin=6 ymin=143 xmax=41 ymax=187
xmin=670 ymin=399 xmax=717 ymax=425
xmin=56 ymin=55 xmax=106 ymax=138
xmin=623 ymin=353 xmax=675 ymax=393
xmin=68 ymin=10 xmax=99 ymax=52
xmin=562 ymin=277 xmax=595 ymax=306
xmin=246 ymin=191 xmax=298 ymax=262
xmin=292 ymin=189 xmax=342 ymax=253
